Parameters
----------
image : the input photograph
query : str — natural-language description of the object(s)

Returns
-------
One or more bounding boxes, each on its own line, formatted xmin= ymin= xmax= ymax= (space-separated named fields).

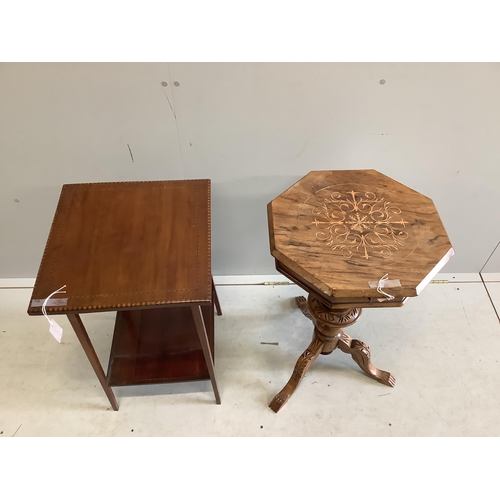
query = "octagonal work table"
xmin=267 ymin=169 xmax=454 ymax=412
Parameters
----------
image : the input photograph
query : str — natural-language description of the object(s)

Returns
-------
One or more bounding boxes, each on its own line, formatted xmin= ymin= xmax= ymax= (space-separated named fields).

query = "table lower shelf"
xmin=107 ymin=304 xmax=214 ymax=387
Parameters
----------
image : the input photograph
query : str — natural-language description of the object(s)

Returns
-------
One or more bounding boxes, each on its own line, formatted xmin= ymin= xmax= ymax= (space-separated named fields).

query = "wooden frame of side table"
xmin=28 ymin=179 xmax=221 ymax=410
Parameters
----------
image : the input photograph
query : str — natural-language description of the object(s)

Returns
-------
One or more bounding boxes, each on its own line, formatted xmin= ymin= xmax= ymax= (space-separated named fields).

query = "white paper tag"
xmin=40 ymin=285 xmax=66 ymax=342
xmin=49 ymin=319 xmax=63 ymax=343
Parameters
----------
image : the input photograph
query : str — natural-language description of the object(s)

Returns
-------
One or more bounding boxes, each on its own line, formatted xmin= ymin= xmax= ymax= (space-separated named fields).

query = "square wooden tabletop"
xmin=28 ymin=179 xmax=212 ymax=315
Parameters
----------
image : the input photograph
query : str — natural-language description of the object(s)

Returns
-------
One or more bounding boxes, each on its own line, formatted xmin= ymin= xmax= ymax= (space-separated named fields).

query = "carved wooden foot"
xmin=295 ymin=296 xmax=313 ymax=321
xmin=269 ymin=337 xmax=324 ymax=413
xmin=337 ymin=333 xmax=395 ymax=387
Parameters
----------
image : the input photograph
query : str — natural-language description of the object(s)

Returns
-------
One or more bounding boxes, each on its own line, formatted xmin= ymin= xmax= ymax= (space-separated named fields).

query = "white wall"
xmin=1 ymin=62 xmax=499 ymax=277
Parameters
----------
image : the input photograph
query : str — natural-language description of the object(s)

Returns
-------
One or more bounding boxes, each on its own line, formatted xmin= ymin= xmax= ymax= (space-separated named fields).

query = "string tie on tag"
xmin=42 ymin=285 xmax=66 ymax=325
xmin=376 ymin=274 xmax=394 ymax=300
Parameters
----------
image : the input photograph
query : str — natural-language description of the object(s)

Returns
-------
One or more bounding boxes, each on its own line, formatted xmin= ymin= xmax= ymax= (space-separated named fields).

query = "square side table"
xmin=28 ymin=179 xmax=221 ymax=410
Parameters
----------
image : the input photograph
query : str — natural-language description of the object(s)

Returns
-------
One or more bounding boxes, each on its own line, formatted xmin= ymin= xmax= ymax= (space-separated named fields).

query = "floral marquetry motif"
xmin=311 ymin=188 xmax=413 ymax=259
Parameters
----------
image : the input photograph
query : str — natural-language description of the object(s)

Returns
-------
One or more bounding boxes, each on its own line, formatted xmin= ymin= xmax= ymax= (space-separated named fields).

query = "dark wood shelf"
xmin=107 ymin=305 xmax=214 ymax=387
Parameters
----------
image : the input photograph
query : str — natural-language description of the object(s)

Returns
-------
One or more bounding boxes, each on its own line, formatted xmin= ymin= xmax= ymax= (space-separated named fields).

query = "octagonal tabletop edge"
xmin=268 ymin=169 xmax=453 ymax=300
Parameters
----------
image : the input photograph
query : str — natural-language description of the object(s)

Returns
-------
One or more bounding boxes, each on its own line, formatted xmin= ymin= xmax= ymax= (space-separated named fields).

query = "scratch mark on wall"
xmin=480 ymin=240 xmax=500 ymax=273
xmin=163 ymin=91 xmax=177 ymax=119
xmin=479 ymin=239 xmax=500 ymax=322
xmin=127 ymin=144 xmax=135 ymax=163
xmin=294 ymin=140 xmax=309 ymax=159
xmin=282 ymin=139 xmax=310 ymax=164
xmin=480 ymin=275 xmax=500 ymax=323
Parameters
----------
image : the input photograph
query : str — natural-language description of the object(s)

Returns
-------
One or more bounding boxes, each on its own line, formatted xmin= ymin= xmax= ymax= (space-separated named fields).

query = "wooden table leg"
xmin=270 ymin=294 xmax=396 ymax=413
xmin=305 ymin=295 xmax=395 ymax=386
xmin=337 ymin=332 xmax=395 ymax=387
xmin=67 ymin=313 xmax=119 ymax=411
xmin=269 ymin=336 xmax=325 ymax=413
xmin=212 ymin=277 xmax=222 ymax=316
xmin=191 ymin=305 xmax=221 ymax=404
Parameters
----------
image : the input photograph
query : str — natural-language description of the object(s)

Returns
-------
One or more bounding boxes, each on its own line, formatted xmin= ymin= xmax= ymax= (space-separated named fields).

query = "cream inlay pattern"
xmin=311 ymin=190 xmax=409 ymax=259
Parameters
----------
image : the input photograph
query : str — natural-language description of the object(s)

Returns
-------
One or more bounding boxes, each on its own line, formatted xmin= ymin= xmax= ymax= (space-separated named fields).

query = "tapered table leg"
xmin=67 ymin=313 xmax=119 ymax=411
xmin=191 ymin=305 xmax=221 ymax=404
xmin=212 ymin=277 xmax=222 ymax=316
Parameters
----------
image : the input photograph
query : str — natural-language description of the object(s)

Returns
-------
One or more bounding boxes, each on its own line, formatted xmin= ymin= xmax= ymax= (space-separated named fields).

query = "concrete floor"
xmin=2 ymin=274 xmax=499 ymax=498
xmin=1 ymin=273 xmax=499 ymax=438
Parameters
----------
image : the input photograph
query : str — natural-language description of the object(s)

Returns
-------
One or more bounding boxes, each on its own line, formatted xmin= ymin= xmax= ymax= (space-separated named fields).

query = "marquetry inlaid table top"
xmin=268 ymin=169 xmax=454 ymax=302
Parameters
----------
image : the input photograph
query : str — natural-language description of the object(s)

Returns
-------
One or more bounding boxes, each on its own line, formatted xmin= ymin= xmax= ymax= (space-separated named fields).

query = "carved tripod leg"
xmin=337 ymin=332 xmax=395 ymax=387
xmin=269 ymin=337 xmax=324 ymax=413
xmin=295 ymin=296 xmax=313 ymax=321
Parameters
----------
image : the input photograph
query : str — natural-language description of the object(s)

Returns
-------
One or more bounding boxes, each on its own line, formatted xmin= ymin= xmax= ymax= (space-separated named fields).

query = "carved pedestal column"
xmin=269 ymin=295 xmax=395 ymax=413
